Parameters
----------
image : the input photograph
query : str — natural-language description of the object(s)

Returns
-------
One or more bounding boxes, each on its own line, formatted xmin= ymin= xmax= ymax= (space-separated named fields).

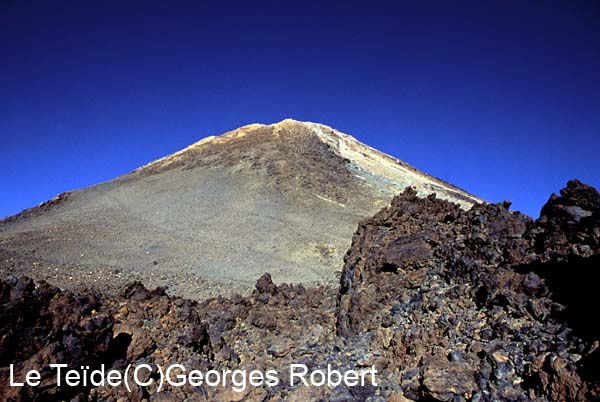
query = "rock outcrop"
xmin=337 ymin=180 xmax=599 ymax=400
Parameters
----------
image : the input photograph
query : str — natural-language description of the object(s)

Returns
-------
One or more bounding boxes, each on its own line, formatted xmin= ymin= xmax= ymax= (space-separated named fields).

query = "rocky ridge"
xmin=0 ymin=180 xmax=598 ymax=401
xmin=337 ymin=179 xmax=599 ymax=400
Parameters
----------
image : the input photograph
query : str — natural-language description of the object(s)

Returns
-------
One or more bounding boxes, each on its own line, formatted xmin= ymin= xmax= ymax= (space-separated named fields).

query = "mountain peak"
xmin=138 ymin=120 xmax=480 ymax=207
xmin=2 ymin=120 xmax=480 ymax=299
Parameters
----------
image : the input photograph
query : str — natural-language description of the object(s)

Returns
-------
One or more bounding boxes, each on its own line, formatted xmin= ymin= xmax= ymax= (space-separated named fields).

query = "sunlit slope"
xmin=0 ymin=119 xmax=480 ymax=298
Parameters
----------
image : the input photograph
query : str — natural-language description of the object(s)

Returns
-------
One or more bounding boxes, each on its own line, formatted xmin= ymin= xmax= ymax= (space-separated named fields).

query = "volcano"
xmin=0 ymin=119 xmax=479 ymax=298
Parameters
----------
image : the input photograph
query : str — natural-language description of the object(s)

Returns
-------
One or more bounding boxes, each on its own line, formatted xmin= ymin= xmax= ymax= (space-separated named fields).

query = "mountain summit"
xmin=0 ymin=119 xmax=480 ymax=298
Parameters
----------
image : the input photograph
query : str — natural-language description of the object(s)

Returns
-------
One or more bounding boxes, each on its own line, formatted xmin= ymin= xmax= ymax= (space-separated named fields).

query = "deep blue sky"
xmin=1 ymin=1 xmax=599 ymax=218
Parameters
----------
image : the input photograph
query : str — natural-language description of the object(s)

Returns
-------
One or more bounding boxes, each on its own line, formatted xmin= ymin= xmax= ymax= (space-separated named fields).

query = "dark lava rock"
xmin=534 ymin=179 xmax=600 ymax=261
xmin=337 ymin=181 xmax=599 ymax=401
xmin=255 ymin=272 xmax=278 ymax=295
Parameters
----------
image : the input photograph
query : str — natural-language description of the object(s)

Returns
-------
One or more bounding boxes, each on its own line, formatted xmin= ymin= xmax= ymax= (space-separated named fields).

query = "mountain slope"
xmin=0 ymin=119 xmax=480 ymax=298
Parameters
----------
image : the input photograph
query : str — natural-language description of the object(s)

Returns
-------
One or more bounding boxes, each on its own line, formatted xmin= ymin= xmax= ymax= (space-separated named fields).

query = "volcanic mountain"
xmin=0 ymin=119 xmax=480 ymax=298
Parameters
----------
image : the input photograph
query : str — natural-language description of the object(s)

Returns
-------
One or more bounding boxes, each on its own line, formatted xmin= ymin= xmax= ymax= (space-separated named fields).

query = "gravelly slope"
xmin=0 ymin=119 xmax=479 ymax=299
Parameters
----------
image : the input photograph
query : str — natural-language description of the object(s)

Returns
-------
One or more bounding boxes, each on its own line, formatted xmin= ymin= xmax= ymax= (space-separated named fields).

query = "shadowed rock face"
xmin=0 ymin=180 xmax=598 ymax=401
xmin=0 ymin=119 xmax=479 ymax=299
xmin=337 ymin=180 xmax=600 ymax=401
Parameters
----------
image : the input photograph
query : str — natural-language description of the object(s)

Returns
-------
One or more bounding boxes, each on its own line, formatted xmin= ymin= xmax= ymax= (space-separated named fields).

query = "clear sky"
xmin=1 ymin=1 xmax=599 ymax=218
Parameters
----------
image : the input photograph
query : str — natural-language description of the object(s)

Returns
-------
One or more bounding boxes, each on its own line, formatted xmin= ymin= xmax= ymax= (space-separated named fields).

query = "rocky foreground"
xmin=1 ymin=180 xmax=599 ymax=401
